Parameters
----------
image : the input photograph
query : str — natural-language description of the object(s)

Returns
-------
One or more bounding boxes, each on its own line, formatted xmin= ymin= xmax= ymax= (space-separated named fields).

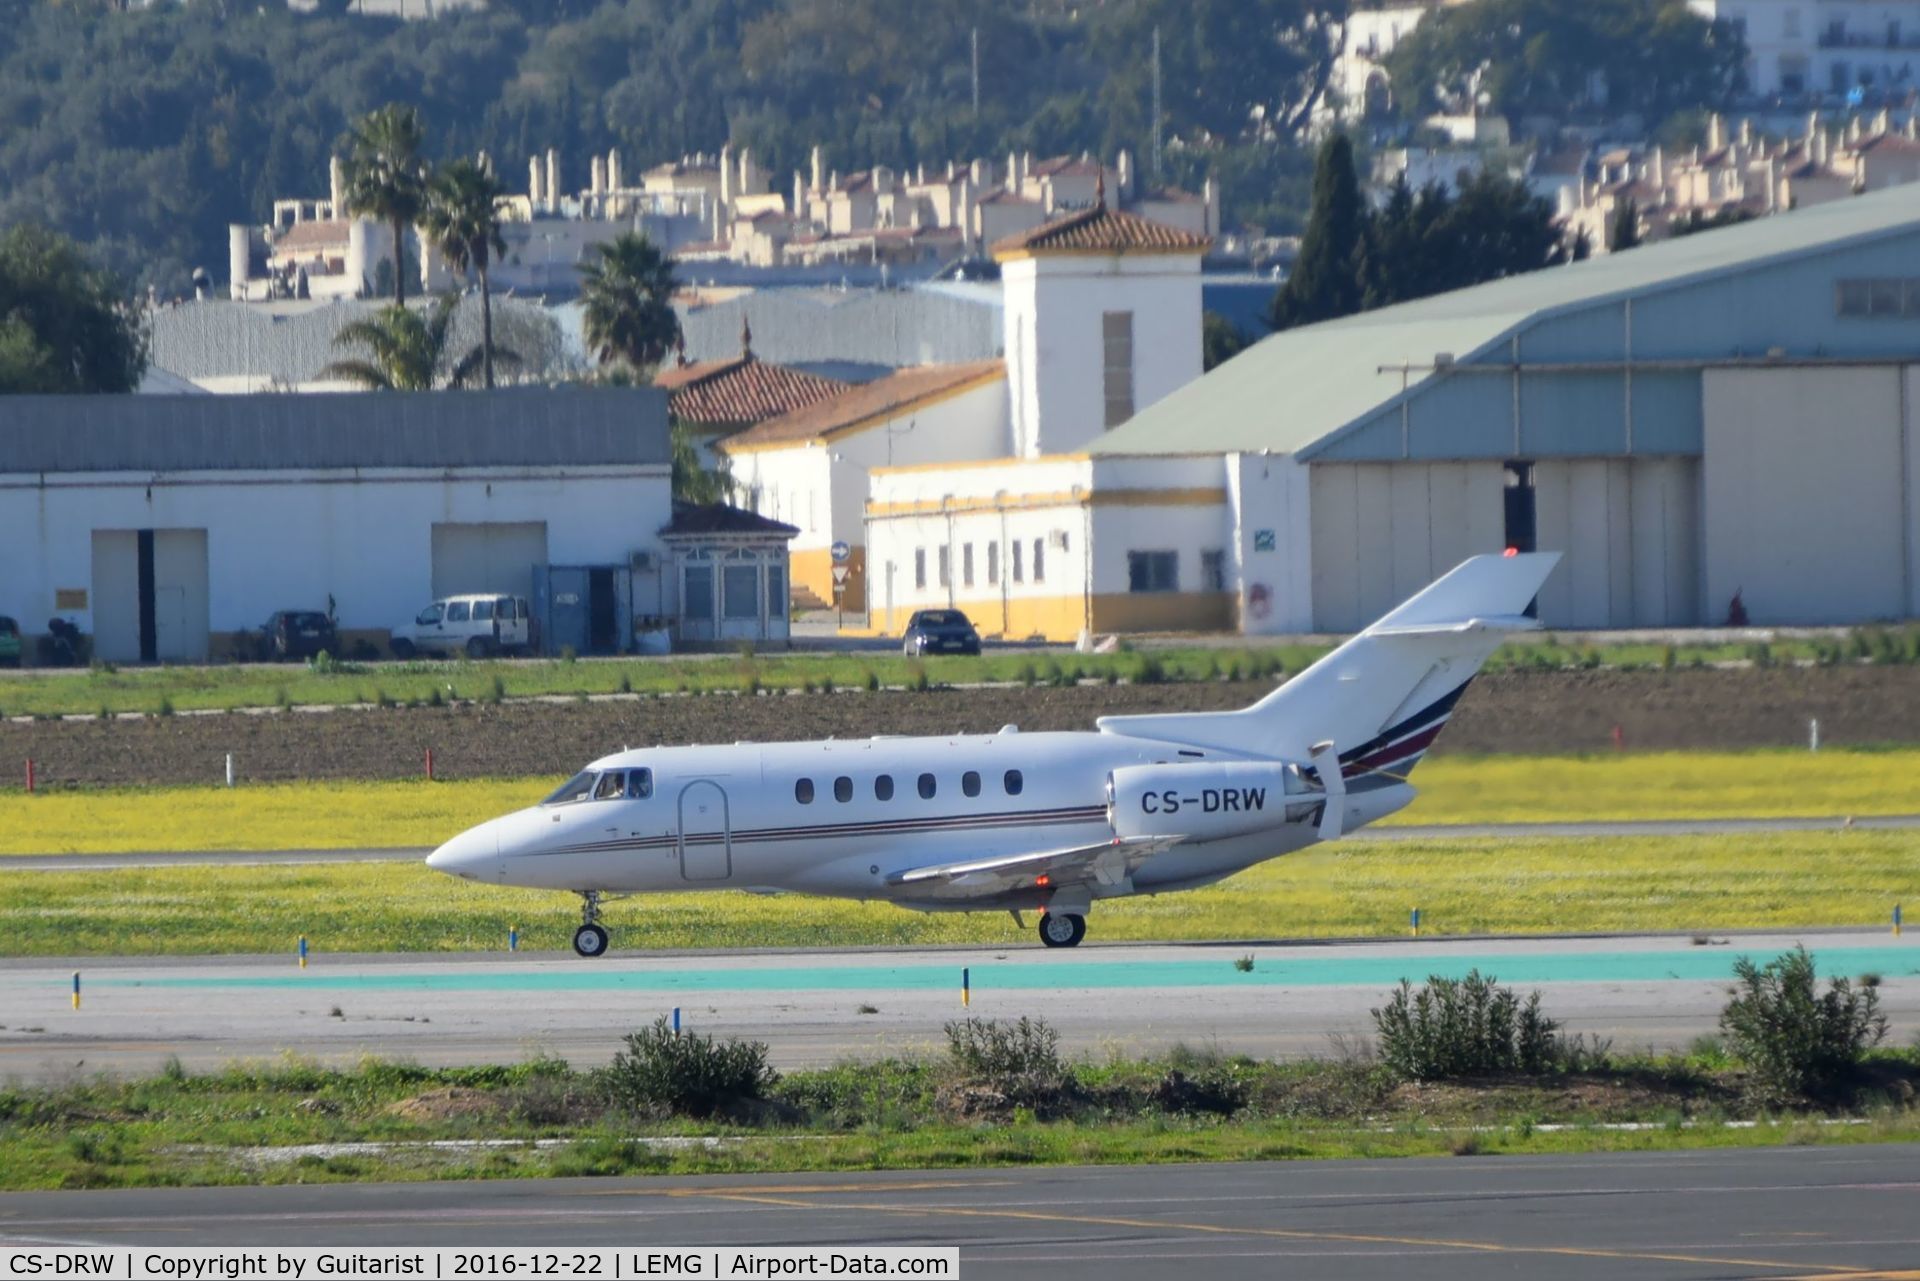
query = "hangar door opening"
xmin=92 ymin=529 xmax=210 ymax=663
xmin=430 ymin=522 xmax=548 ymax=605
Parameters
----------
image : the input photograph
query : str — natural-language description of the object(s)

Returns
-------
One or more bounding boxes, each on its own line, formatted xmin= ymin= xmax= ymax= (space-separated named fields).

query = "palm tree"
xmin=578 ymin=231 xmax=681 ymax=372
xmin=341 ymin=104 xmax=429 ymax=306
xmin=323 ymin=294 xmax=504 ymax=390
xmin=421 ymin=157 xmax=509 ymax=388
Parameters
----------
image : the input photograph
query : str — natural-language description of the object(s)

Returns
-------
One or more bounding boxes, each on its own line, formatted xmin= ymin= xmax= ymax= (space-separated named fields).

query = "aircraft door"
xmin=677 ymin=780 xmax=732 ymax=882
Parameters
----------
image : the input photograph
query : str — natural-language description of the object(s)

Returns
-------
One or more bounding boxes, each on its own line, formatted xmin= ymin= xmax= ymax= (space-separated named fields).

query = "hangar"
xmin=878 ymin=182 xmax=1920 ymax=639
xmin=0 ymin=389 xmax=797 ymax=661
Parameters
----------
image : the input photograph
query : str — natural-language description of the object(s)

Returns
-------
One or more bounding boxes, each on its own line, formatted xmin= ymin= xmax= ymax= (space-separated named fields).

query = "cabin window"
xmin=593 ymin=771 xmax=628 ymax=801
xmin=834 ymin=775 xmax=853 ymax=803
xmin=1004 ymin=769 xmax=1024 ymax=796
xmin=543 ymin=771 xmax=598 ymax=805
xmin=795 ymin=778 xmax=815 ymax=804
xmin=627 ymin=768 xmax=654 ymax=799
xmin=875 ymin=774 xmax=895 ymax=801
xmin=918 ymin=772 xmax=937 ymax=799
xmin=962 ymin=770 xmax=981 ymax=798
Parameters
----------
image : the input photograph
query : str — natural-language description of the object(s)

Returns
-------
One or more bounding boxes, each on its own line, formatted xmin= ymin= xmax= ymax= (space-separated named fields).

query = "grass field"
xmin=1 ymin=749 xmax=1913 ymax=855
xmin=0 ymin=628 xmax=1885 ymax=718
xmin=0 ymin=828 xmax=1911 ymax=955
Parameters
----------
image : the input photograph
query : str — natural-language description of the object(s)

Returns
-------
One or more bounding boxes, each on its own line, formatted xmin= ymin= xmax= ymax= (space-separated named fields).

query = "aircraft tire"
xmin=1038 ymin=912 xmax=1086 ymax=948
xmin=572 ymin=923 xmax=610 ymax=957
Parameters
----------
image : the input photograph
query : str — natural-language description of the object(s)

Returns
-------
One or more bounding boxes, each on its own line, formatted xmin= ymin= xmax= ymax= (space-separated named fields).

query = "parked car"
xmin=254 ymin=610 xmax=337 ymax=662
xmin=0 ymin=615 xmax=20 ymax=667
xmin=390 ymin=594 xmax=532 ymax=659
xmin=902 ymin=608 xmax=982 ymax=656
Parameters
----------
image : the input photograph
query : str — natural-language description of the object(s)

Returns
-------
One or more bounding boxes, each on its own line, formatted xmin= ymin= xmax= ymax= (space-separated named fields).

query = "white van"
xmin=390 ymin=594 xmax=532 ymax=659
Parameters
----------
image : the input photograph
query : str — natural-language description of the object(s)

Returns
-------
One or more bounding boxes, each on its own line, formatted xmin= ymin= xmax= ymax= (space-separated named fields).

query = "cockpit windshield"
xmin=543 ymin=771 xmax=598 ymax=805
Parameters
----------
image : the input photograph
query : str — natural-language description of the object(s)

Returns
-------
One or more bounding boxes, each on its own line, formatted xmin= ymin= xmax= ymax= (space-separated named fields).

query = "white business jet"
xmin=428 ymin=552 xmax=1558 ymax=956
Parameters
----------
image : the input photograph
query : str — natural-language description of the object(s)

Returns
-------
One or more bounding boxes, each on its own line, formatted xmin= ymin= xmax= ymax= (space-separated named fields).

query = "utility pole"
xmin=971 ymin=28 xmax=981 ymax=117
xmin=1151 ymin=26 xmax=1163 ymax=184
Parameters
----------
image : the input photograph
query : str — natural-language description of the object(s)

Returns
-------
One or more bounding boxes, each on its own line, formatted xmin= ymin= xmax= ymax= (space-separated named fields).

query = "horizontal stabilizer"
xmin=887 ymin=835 xmax=1180 ymax=901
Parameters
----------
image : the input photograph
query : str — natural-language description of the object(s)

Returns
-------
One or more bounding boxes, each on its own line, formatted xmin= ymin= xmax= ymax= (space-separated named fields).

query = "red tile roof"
xmin=272 ymin=220 xmax=349 ymax=253
xmin=991 ymin=203 xmax=1211 ymax=258
xmin=654 ymin=355 xmax=848 ymax=427
xmin=722 ymin=360 xmax=1005 ymax=451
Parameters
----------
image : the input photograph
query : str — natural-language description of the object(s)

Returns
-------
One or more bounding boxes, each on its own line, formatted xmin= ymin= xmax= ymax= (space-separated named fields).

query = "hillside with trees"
xmin=0 ymin=0 xmax=1341 ymax=296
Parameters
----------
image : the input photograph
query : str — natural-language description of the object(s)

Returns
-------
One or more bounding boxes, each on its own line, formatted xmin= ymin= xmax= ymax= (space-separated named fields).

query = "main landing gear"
xmin=573 ymin=891 xmax=610 ymax=958
xmin=1038 ymin=912 xmax=1086 ymax=948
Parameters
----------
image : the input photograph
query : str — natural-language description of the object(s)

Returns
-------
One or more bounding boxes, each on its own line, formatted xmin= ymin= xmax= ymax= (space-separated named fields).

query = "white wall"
xmin=1309 ymin=461 xmax=1506 ymax=632
xmin=0 ymin=466 xmax=672 ymax=654
xmin=1002 ymin=254 xmax=1204 ymax=457
xmin=1228 ymin=452 xmax=1315 ymax=634
xmin=1704 ymin=366 xmax=1913 ymax=624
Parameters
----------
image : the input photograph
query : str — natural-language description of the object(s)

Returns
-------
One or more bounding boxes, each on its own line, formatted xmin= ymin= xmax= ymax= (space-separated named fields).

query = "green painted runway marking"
xmin=89 ymin=946 xmax=1920 ymax=994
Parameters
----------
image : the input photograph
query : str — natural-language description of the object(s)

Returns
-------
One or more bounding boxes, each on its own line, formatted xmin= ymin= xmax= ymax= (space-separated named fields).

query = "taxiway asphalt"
xmin=1 ymin=1144 xmax=1917 ymax=1278
xmin=2 ymin=930 xmax=1913 ymax=1084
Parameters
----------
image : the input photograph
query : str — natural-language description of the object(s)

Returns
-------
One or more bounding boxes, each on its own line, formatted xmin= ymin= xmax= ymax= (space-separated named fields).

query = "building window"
xmin=766 ymin=564 xmax=785 ymax=614
xmin=834 ymin=776 xmax=853 ymax=803
xmin=723 ymin=563 xmax=759 ymax=619
xmin=1127 ymin=550 xmax=1179 ymax=593
xmin=875 ymin=774 xmax=894 ymax=801
xmin=795 ymin=778 xmax=815 ymax=804
xmin=914 ymin=548 xmax=927 ymax=590
xmin=1102 ymin=310 xmax=1134 ymax=427
xmin=987 ymin=542 xmax=999 ymax=585
xmin=962 ymin=770 xmax=981 ymax=797
xmin=918 ymin=772 xmax=937 ymax=799
xmin=1834 ymin=278 xmax=1920 ymax=317
xmin=938 ymin=545 xmax=951 ymax=588
xmin=1201 ymin=549 xmax=1226 ymax=592
xmin=1012 ymin=540 xmax=1024 ymax=582
xmin=1033 ymin=537 xmax=1046 ymax=583
xmin=962 ymin=543 xmax=975 ymax=588
xmin=1003 ymin=769 xmax=1024 ymax=796
xmin=684 ymin=565 xmax=714 ymax=620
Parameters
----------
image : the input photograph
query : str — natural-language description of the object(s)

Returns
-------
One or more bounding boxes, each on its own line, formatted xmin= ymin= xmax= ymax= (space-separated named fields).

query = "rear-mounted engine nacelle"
xmin=1108 ymin=761 xmax=1317 ymax=841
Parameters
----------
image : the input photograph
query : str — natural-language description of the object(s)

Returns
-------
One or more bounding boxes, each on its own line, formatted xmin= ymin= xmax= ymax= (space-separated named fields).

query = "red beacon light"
xmin=1503 ymin=546 xmax=1519 ymax=557
xmin=1035 ymin=874 xmax=1052 ymax=887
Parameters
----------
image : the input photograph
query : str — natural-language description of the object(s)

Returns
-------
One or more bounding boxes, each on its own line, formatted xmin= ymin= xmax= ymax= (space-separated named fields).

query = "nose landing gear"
xmin=573 ymin=891 xmax=610 ymax=958
xmin=1038 ymin=912 xmax=1086 ymax=948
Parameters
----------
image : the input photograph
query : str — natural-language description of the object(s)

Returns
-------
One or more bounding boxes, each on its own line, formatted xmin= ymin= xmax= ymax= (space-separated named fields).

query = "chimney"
xmin=228 ymin=224 xmax=252 ymax=298
xmin=1650 ymin=145 xmax=1665 ymax=189
xmin=958 ymin=175 xmax=973 ymax=247
xmin=793 ymin=170 xmax=805 ymax=212
xmin=1117 ymin=148 xmax=1133 ymax=198
xmin=1006 ymin=151 xmax=1017 ymax=192
xmin=720 ymin=143 xmax=734 ymax=208
xmin=970 ymin=157 xmax=987 ymax=188
xmin=591 ymin=154 xmax=605 ymax=196
xmin=546 ymin=148 xmax=560 ymax=209
xmin=829 ymin=169 xmax=839 ymax=191
xmin=1203 ymin=176 xmax=1219 ymax=240
xmin=1807 ymin=111 xmax=1821 ymax=143
xmin=329 ymin=156 xmax=345 ymax=217
xmin=529 ymin=156 xmax=543 ymax=208
xmin=739 ymin=147 xmax=757 ymax=194
xmin=946 ymin=159 xmax=955 ymax=182
xmin=1739 ymin=118 xmax=1753 ymax=147
xmin=1708 ymin=113 xmax=1725 ymax=151
xmin=917 ymin=162 xmax=926 ymax=185
xmin=608 ymin=148 xmax=621 ymax=192
xmin=1767 ymin=157 xmax=1780 ymax=212
xmin=811 ymin=145 xmax=824 ymax=192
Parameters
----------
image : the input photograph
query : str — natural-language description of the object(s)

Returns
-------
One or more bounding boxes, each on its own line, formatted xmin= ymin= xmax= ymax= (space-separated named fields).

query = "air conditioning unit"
xmin=630 ymin=550 xmax=659 ymax=572
xmin=1049 ymin=530 xmax=1071 ymax=551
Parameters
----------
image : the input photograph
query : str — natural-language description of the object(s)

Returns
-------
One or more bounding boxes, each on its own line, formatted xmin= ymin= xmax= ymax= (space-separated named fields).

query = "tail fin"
xmin=1097 ymin=552 xmax=1560 ymax=774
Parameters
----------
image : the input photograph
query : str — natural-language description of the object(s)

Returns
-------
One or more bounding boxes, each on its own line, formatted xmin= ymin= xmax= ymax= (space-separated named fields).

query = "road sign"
xmin=830 ymin=541 xmax=851 ymax=563
xmin=831 ymin=565 xmax=850 ymax=584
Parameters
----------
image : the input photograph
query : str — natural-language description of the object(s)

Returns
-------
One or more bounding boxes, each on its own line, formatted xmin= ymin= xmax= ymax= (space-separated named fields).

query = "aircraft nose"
xmin=426 ymin=823 xmax=499 ymax=879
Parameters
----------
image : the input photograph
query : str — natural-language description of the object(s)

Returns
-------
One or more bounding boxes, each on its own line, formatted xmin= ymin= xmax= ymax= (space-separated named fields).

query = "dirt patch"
xmin=384 ymin=1087 xmax=497 ymax=1121
xmin=4 ymin=666 xmax=1918 ymax=789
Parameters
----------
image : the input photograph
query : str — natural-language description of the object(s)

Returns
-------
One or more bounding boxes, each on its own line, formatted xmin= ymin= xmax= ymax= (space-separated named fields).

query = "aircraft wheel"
xmin=572 ymin=923 xmax=610 ymax=958
xmin=1038 ymin=912 xmax=1085 ymax=948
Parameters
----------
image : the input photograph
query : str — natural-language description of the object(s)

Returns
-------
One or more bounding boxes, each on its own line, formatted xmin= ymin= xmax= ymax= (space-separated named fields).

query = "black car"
xmin=902 ymin=609 xmax=981 ymax=656
xmin=256 ymin=610 xmax=337 ymax=661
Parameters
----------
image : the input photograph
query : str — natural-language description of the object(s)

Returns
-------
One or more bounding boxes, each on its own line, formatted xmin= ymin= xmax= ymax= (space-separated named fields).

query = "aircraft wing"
xmin=885 ymin=835 xmax=1181 ymax=901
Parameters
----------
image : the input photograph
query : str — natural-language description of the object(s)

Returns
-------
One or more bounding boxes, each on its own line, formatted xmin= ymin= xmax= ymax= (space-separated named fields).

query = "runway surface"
xmin=3 ymin=931 xmax=1913 ymax=1084
xmin=2 ymin=1145 xmax=1918 ymax=1278
xmin=6 ymin=812 xmax=1916 ymax=869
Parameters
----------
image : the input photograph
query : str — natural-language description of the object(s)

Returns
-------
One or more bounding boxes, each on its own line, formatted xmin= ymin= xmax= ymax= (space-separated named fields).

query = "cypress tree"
xmin=1269 ymin=133 xmax=1365 ymax=331
xmin=1608 ymin=197 xmax=1641 ymax=252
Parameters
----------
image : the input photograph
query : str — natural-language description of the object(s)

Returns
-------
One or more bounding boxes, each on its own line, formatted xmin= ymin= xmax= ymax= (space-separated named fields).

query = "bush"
xmin=1371 ymin=971 xmax=1563 ymax=1081
xmin=1718 ymin=947 xmax=1888 ymax=1101
xmin=945 ymin=1016 xmax=1062 ymax=1083
xmin=599 ymin=1017 xmax=777 ymax=1118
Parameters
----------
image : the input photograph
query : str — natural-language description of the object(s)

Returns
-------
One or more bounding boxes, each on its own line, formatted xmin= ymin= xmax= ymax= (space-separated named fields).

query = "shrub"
xmin=617 ymin=673 xmax=632 ymax=694
xmin=155 ymin=696 xmax=174 ymax=718
xmin=489 ymin=674 xmax=506 ymax=703
xmin=598 ymin=1017 xmax=777 ymax=1118
xmin=1017 ymin=660 xmax=1038 ymax=687
xmin=819 ymin=676 xmax=835 ymax=694
xmin=863 ymin=668 xmax=880 ymax=691
xmin=1746 ymin=641 xmax=1774 ymax=669
xmin=1371 ymin=971 xmax=1563 ymax=1081
xmin=908 ymin=661 xmax=930 ymax=692
xmin=945 ymin=1016 xmax=1062 ymax=1084
xmin=1130 ymin=653 xmax=1166 ymax=685
xmin=1233 ymin=954 xmax=1255 ymax=973
xmin=1718 ymin=947 xmax=1888 ymax=1101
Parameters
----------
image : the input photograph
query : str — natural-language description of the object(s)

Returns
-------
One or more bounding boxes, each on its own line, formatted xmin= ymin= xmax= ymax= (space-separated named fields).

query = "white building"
xmin=1688 ymin=0 xmax=1920 ymax=96
xmin=1332 ymin=3 xmax=1435 ymax=120
xmin=0 ymin=389 xmax=791 ymax=661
